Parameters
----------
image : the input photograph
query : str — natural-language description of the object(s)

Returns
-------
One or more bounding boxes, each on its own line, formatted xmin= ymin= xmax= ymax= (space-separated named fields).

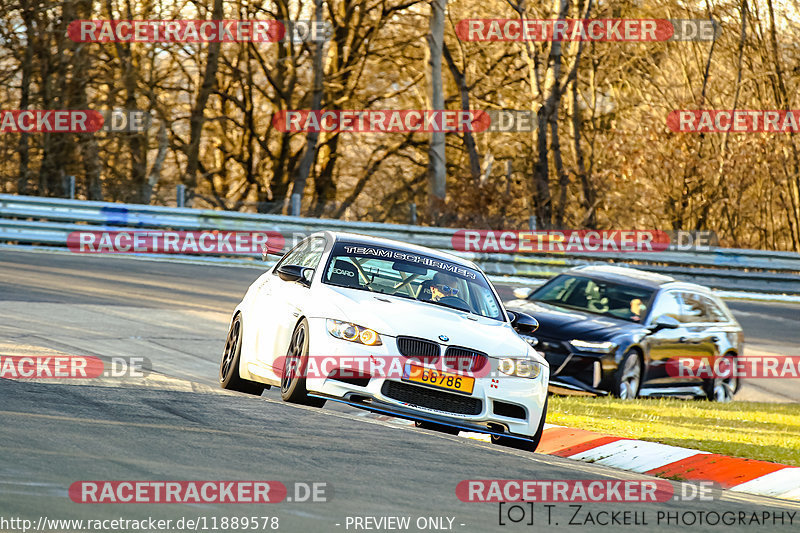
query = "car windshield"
xmin=322 ymin=242 xmax=504 ymax=321
xmin=531 ymin=274 xmax=655 ymax=323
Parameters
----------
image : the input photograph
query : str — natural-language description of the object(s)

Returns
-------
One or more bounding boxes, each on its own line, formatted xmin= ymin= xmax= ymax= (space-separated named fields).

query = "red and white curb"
xmin=525 ymin=425 xmax=799 ymax=502
xmin=358 ymin=413 xmax=800 ymax=502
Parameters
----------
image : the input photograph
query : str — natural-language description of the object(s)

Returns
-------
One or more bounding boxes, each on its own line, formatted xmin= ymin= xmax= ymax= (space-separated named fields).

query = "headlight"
xmin=326 ymin=319 xmax=382 ymax=346
xmin=498 ymin=358 xmax=542 ymax=379
xmin=569 ymin=340 xmax=616 ymax=353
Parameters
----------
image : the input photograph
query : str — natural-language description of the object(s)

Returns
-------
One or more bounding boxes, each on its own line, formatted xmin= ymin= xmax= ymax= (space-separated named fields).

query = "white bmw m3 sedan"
xmin=219 ymin=231 xmax=550 ymax=449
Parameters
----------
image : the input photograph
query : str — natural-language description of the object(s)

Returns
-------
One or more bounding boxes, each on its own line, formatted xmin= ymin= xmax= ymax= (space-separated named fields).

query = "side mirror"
xmin=513 ymin=287 xmax=534 ymax=300
xmin=650 ymin=315 xmax=680 ymax=332
xmin=508 ymin=310 xmax=539 ymax=333
xmin=276 ymin=264 xmax=313 ymax=286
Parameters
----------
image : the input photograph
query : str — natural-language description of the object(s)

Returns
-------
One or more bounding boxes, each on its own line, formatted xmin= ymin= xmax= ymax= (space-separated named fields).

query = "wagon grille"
xmin=382 ymin=381 xmax=482 ymax=415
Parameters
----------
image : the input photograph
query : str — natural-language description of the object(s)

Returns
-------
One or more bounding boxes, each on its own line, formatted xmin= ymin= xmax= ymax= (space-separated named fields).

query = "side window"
xmin=275 ymin=238 xmax=326 ymax=271
xmin=295 ymin=238 xmax=326 ymax=269
xmin=473 ymin=286 xmax=500 ymax=318
xmin=698 ymin=295 xmax=728 ymax=323
xmin=650 ymin=291 xmax=684 ymax=322
xmin=680 ymin=293 xmax=712 ymax=323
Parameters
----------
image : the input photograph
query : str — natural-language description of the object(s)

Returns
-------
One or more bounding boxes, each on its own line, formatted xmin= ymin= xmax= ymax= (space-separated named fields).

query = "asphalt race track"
xmin=1 ymin=248 xmax=799 ymax=532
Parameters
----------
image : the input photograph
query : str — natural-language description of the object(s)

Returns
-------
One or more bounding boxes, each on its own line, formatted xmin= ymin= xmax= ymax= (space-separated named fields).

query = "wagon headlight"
xmin=498 ymin=358 xmax=542 ymax=379
xmin=569 ymin=340 xmax=616 ymax=353
xmin=326 ymin=319 xmax=382 ymax=346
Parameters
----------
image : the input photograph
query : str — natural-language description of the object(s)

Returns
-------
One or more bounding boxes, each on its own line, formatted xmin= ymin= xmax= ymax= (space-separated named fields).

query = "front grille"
xmin=537 ymin=336 xmax=597 ymax=385
xmin=382 ymin=381 xmax=482 ymax=415
xmin=397 ymin=336 xmax=440 ymax=364
xmin=444 ymin=346 xmax=488 ymax=372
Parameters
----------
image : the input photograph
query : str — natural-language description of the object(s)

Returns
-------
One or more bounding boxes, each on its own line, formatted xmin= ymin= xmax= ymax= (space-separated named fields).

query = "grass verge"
xmin=546 ymin=396 xmax=800 ymax=466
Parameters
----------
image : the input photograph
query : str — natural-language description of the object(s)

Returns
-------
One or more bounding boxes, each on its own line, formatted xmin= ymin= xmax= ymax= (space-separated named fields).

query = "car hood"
xmin=314 ymin=287 xmax=539 ymax=361
xmin=504 ymin=299 xmax=645 ymax=341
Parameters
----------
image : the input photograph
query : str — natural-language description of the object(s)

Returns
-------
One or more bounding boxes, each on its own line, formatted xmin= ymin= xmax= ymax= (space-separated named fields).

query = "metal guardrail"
xmin=2 ymin=193 xmax=800 ymax=294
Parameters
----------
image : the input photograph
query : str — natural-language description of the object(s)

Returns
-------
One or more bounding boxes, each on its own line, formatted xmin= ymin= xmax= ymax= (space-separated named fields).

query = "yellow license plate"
xmin=402 ymin=364 xmax=475 ymax=395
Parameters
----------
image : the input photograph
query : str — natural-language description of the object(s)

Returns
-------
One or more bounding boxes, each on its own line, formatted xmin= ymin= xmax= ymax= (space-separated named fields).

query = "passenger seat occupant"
xmin=329 ymin=260 xmax=361 ymax=288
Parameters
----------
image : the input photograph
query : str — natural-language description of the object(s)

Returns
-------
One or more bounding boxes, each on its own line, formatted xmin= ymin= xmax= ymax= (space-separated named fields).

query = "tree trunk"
xmin=570 ymin=77 xmax=595 ymax=228
xmin=37 ymin=1 xmax=72 ymax=197
xmin=426 ymin=0 xmax=446 ymax=214
xmin=17 ymin=0 xmax=35 ymax=195
xmin=72 ymin=0 xmax=102 ymax=200
xmin=183 ymin=0 xmax=224 ymax=206
xmin=443 ymin=42 xmax=480 ymax=181
xmin=292 ymin=0 xmax=325 ymax=216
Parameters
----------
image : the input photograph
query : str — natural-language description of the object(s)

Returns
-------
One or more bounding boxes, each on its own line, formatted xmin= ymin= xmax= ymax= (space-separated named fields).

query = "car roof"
xmin=565 ymin=265 xmax=718 ymax=295
xmin=566 ymin=265 xmax=676 ymax=289
xmin=315 ymin=231 xmax=480 ymax=270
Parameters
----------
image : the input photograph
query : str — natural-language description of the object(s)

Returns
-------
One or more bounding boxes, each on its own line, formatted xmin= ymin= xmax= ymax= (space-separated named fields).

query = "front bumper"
xmin=305 ymin=317 xmax=549 ymax=438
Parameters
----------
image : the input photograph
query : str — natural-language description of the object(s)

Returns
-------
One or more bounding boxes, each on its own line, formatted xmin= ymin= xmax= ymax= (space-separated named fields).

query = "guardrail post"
xmin=176 ymin=184 xmax=186 ymax=208
xmin=410 ymin=203 xmax=417 ymax=225
xmin=528 ymin=215 xmax=537 ymax=231
xmin=290 ymin=193 xmax=301 ymax=216
xmin=66 ymin=176 xmax=75 ymax=199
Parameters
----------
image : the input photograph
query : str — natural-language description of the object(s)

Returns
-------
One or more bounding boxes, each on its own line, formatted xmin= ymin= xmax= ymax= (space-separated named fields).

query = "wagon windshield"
xmin=532 ymin=274 xmax=655 ymax=323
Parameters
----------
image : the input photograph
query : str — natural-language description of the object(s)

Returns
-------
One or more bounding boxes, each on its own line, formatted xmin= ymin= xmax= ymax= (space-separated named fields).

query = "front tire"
xmin=492 ymin=397 xmax=548 ymax=452
xmin=280 ymin=319 xmax=326 ymax=407
xmin=220 ymin=313 xmax=266 ymax=395
xmin=703 ymin=353 xmax=738 ymax=402
xmin=614 ymin=350 xmax=642 ymax=400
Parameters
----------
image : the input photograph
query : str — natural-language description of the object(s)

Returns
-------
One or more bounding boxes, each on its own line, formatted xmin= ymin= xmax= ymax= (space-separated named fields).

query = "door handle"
xmin=710 ymin=336 xmax=719 ymax=342
xmin=679 ymin=337 xmax=688 ymax=343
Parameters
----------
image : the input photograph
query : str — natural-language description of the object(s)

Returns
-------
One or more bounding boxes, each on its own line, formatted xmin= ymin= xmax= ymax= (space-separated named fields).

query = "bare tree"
xmin=427 ymin=0 xmax=446 ymax=216
xmin=182 ymin=0 xmax=224 ymax=207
